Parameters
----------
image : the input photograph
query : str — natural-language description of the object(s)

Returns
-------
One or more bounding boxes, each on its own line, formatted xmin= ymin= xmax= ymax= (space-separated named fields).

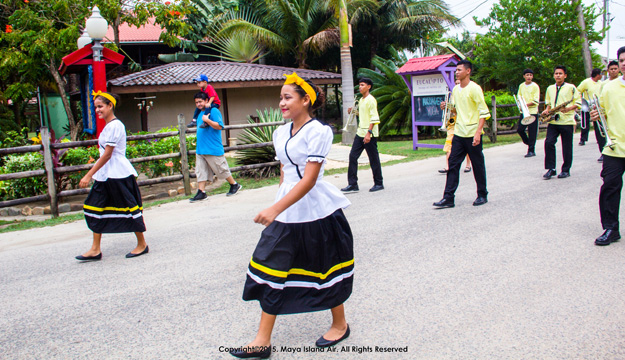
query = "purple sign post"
xmin=396 ymin=54 xmax=460 ymax=150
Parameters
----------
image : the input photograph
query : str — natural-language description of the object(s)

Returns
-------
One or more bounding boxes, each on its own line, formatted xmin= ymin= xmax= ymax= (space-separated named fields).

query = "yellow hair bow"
xmin=284 ymin=72 xmax=316 ymax=105
xmin=92 ymin=90 xmax=117 ymax=107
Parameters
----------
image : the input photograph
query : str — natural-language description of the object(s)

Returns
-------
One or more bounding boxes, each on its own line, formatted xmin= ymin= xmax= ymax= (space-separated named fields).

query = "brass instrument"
xmin=580 ymin=91 xmax=591 ymax=129
xmin=589 ymin=94 xmax=615 ymax=150
xmin=539 ymin=88 xmax=575 ymax=124
xmin=439 ymin=91 xmax=454 ymax=132
xmin=513 ymin=94 xmax=535 ymax=125
xmin=341 ymin=100 xmax=359 ymax=132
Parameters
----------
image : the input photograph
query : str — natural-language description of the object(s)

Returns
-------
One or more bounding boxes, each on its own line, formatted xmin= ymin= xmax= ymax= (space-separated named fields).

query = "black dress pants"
xmin=599 ymin=155 xmax=625 ymax=231
xmin=517 ymin=114 xmax=539 ymax=152
xmin=443 ymin=135 xmax=487 ymax=200
xmin=593 ymin=121 xmax=607 ymax=152
xmin=347 ymin=135 xmax=383 ymax=186
xmin=580 ymin=111 xmax=590 ymax=142
xmin=544 ymin=124 xmax=574 ymax=172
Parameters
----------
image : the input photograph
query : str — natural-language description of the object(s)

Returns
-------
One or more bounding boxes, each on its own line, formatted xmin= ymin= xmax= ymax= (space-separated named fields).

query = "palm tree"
xmin=218 ymin=0 xmax=339 ymax=68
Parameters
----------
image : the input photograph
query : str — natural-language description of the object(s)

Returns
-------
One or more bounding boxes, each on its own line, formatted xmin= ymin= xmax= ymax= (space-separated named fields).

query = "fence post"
xmin=177 ymin=114 xmax=192 ymax=196
xmin=491 ymin=95 xmax=497 ymax=143
xmin=41 ymin=127 xmax=59 ymax=218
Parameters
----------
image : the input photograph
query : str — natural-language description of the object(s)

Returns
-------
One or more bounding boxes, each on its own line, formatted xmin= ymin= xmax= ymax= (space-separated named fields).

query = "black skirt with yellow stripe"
xmin=242 ymin=209 xmax=354 ymax=315
xmin=84 ymin=175 xmax=146 ymax=234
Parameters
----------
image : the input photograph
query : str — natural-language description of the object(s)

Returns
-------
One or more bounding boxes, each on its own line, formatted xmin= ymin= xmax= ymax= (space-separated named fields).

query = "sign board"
xmin=413 ymin=94 xmax=446 ymax=122
xmin=411 ymin=74 xmax=448 ymax=96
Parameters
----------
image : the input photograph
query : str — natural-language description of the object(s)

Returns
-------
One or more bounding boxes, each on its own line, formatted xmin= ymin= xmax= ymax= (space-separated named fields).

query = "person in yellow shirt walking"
xmin=433 ymin=59 xmax=490 ymax=208
xmin=516 ymin=69 xmax=540 ymax=157
xmin=591 ymin=46 xmax=625 ymax=246
xmin=577 ymin=68 xmax=605 ymax=161
xmin=541 ymin=65 xmax=581 ymax=179
xmin=606 ymin=60 xmax=620 ymax=82
xmin=341 ymin=78 xmax=384 ymax=193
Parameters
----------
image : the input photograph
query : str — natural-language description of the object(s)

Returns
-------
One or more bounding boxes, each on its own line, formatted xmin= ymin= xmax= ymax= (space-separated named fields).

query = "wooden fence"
xmin=0 ymin=115 xmax=285 ymax=218
xmin=488 ymin=96 xmax=548 ymax=143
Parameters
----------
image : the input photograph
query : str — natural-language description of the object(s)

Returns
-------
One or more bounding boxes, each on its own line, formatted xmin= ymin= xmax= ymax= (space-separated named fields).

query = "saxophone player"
xmin=517 ymin=69 xmax=540 ymax=157
xmin=541 ymin=65 xmax=581 ymax=179
xmin=591 ymin=47 xmax=625 ymax=246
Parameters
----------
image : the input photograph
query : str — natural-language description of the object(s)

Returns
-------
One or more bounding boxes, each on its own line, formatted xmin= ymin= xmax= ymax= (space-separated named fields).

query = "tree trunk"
xmin=48 ymin=58 xmax=80 ymax=141
xmin=113 ymin=15 xmax=121 ymax=48
xmin=574 ymin=0 xmax=592 ymax=77
xmin=339 ymin=0 xmax=355 ymax=144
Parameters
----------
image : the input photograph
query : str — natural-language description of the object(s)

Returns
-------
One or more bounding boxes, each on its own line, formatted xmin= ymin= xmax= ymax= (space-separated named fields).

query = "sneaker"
xmin=189 ymin=190 xmax=207 ymax=202
xmin=199 ymin=121 xmax=208 ymax=128
xmin=227 ymin=183 xmax=242 ymax=196
xmin=341 ymin=184 xmax=359 ymax=192
xmin=187 ymin=119 xmax=197 ymax=128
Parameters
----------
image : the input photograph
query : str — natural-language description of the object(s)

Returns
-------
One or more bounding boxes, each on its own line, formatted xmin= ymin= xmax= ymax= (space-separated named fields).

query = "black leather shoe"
xmin=557 ymin=172 xmax=570 ymax=179
xmin=229 ymin=345 xmax=271 ymax=359
xmin=598 ymin=155 xmax=604 ymax=162
xmin=340 ymin=184 xmax=359 ymax=192
xmin=75 ymin=253 xmax=102 ymax=261
xmin=543 ymin=169 xmax=557 ymax=179
xmin=433 ymin=198 xmax=455 ymax=208
xmin=473 ymin=197 xmax=488 ymax=206
xmin=369 ymin=184 xmax=384 ymax=192
xmin=315 ymin=325 xmax=350 ymax=348
xmin=125 ymin=246 xmax=149 ymax=258
xmin=595 ymin=229 xmax=621 ymax=246
xmin=579 ymin=140 xmax=586 ymax=145
xmin=525 ymin=151 xmax=536 ymax=158
xmin=438 ymin=169 xmax=448 ymax=174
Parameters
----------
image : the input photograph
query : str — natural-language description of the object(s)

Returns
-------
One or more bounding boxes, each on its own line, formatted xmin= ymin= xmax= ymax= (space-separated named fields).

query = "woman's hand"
xmin=254 ymin=206 xmax=280 ymax=227
xmin=79 ymin=174 xmax=92 ymax=188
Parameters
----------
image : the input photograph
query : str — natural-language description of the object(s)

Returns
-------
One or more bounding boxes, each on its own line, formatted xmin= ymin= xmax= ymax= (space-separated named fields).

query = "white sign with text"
xmin=411 ymin=74 xmax=448 ymax=96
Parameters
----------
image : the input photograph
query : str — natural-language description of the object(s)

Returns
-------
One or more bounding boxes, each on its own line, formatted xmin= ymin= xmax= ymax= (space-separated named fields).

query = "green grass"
xmin=1 ymin=131 xmax=532 ymax=233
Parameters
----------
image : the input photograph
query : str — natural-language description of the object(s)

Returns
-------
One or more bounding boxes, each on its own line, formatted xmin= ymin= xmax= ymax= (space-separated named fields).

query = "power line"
xmin=442 ymin=0 xmax=491 ymax=30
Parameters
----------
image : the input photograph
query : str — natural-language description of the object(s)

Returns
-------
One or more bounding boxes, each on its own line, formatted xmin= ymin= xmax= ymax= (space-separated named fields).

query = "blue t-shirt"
xmin=196 ymin=107 xmax=225 ymax=156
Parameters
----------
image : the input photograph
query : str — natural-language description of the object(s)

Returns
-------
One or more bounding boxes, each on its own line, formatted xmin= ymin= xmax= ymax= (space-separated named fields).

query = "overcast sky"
xmin=442 ymin=0 xmax=625 ymax=62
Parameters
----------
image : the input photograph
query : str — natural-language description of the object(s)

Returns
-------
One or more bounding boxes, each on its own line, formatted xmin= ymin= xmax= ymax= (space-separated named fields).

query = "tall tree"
xmin=338 ymin=0 xmax=355 ymax=144
xmin=473 ymin=0 xmax=602 ymax=92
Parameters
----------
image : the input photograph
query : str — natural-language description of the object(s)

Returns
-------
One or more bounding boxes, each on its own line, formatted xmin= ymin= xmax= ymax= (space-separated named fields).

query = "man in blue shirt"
xmin=190 ymin=92 xmax=242 ymax=202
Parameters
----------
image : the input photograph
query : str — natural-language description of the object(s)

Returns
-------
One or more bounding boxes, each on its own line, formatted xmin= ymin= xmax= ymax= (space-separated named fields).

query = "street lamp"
xmin=77 ymin=29 xmax=91 ymax=49
xmin=85 ymin=6 xmax=109 ymax=137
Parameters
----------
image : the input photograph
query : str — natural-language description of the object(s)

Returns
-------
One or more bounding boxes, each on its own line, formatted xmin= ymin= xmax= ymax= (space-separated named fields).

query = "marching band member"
xmin=606 ymin=60 xmax=621 ymax=82
xmin=577 ymin=68 xmax=605 ymax=160
xmin=439 ymin=79 xmax=472 ymax=174
xmin=541 ymin=65 xmax=581 ymax=180
xmin=516 ymin=69 xmax=540 ymax=157
xmin=591 ymin=47 xmax=625 ymax=246
xmin=434 ymin=59 xmax=490 ymax=208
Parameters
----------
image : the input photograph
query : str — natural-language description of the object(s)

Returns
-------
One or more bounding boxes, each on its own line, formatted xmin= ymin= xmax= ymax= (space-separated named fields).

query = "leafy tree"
xmin=472 ymin=0 xmax=603 ymax=93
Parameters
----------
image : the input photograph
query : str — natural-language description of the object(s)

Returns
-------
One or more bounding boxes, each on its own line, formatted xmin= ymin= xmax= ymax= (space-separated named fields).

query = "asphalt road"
xmin=2 ymin=134 xmax=624 ymax=360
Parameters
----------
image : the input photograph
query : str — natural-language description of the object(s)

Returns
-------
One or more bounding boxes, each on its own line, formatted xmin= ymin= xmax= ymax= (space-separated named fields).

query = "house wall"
xmin=114 ymin=86 xmax=282 ymax=143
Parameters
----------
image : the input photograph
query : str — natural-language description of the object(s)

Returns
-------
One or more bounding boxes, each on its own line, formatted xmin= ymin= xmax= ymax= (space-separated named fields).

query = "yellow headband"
xmin=284 ymin=72 xmax=316 ymax=105
xmin=92 ymin=91 xmax=117 ymax=107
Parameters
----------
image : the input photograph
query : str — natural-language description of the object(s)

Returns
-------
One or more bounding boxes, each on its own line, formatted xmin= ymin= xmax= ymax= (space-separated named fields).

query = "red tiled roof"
xmin=109 ymin=62 xmax=342 ymax=88
xmin=103 ymin=18 xmax=162 ymax=43
xmin=396 ymin=54 xmax=459 ymax=74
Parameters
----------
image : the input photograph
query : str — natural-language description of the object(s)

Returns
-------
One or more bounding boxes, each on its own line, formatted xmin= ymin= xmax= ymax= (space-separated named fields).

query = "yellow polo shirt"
xmin=600 ymin=78 xmax=625 ymax=158
xmin=517 ymin=82 xmax=540 ymax=114
xmin=577 ymin=78 xmax=602 ymax=104
xmin=544 ymin=83 xmax=581 ymax=125
xmin=357 ymin=94 xmax=380 ymax=138
xmin=451 ymin=81 xmax=491 ymax=138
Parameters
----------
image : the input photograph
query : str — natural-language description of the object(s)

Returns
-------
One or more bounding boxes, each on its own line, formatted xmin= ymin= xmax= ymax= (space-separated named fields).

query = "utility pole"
xmin=575 ymin=0 xmax=593 ymax=77
xmin=606 ymin=0 xmax=611 ymax=61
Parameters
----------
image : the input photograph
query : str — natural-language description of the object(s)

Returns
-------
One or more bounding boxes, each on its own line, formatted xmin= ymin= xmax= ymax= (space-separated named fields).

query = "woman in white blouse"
xmin=75 ymin=92 xmax=148 ymax=262
xmin=230 ymin=73 xmax=354 ymax=359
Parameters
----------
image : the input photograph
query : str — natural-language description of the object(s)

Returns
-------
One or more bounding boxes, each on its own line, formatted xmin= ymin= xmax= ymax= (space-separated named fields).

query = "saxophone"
xmin=539 ymin=88 xmax=576 ymax=123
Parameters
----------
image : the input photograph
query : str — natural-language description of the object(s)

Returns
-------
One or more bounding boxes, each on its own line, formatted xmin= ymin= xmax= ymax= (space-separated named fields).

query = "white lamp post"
xmin=77 ymin=29 xmax=91 ymax=49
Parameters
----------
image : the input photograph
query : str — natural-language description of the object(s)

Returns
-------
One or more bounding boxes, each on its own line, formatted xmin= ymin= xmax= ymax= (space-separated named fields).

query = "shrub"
xmin=235 ymin=108 xmax=283 ymax=178
xmin=484 ymin=90 xmax=519 ymax=128
xmin=62 ymin=146 xmax=100 ymax=189
xmin=0 ymin=153 xmax=46 ymax=200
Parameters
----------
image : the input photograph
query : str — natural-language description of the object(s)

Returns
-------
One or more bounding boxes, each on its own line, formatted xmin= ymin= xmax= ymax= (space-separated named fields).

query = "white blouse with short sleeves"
xmin=92 ymin=119 xmax=138 ymax=182
xmin=272 ymin=119 xmax=350 ymax=223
